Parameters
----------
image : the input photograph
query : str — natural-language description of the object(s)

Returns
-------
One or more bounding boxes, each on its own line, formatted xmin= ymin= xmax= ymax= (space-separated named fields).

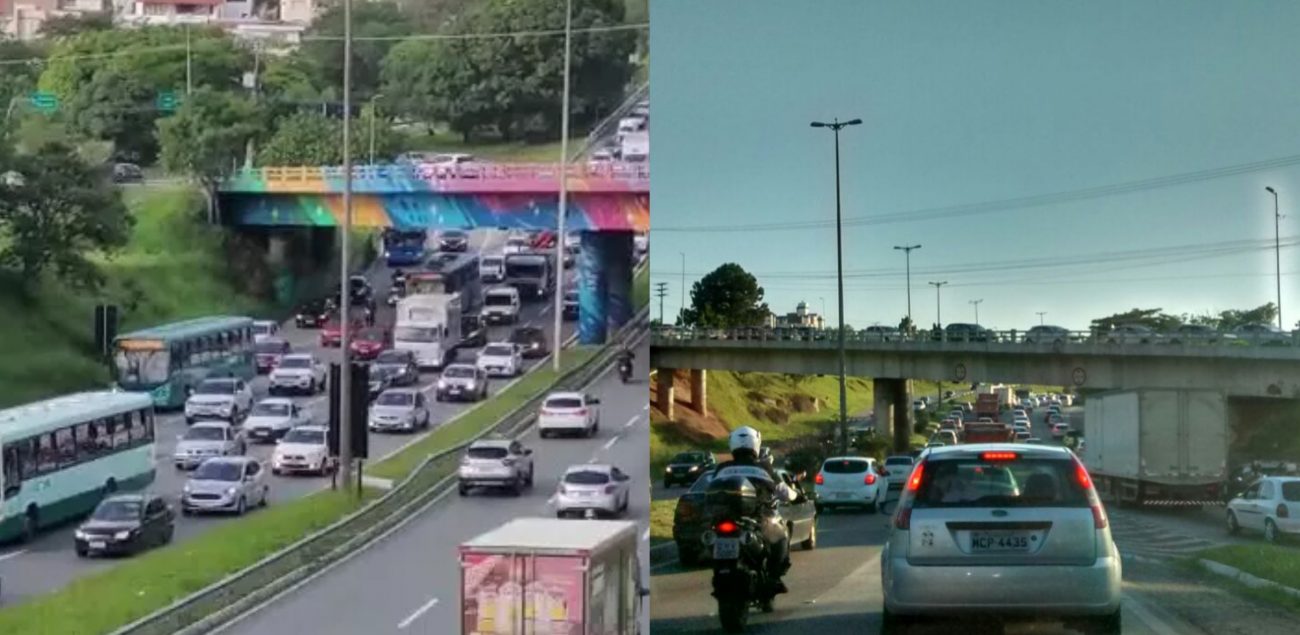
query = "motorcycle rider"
xmin=710 ymin=426 xmax=797 ymax=594
xmin=617 ymin=347 xmax=635 ymax=379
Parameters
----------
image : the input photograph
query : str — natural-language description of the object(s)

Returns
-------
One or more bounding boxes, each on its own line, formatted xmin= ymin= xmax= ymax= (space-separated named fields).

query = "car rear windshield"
xmin=483 ymin=344 xmax=515 ymax=356
xmin=185 ymin=426 xmax=225 ymax=441
xmin=565 ymin=471 xmax=610 ymax=485
xmin=822 ymin=458 xmax=871 ymax=474
xmin=885 ymin=457 xmax=914 ymax=467
xmin=252 ymin=403 xmax=290 ymax=417
xmin=912 ymin=456 xmax=1089 ymax=509
xmin=444 ymin=366 xmax=475 ymax=378
xmin=467 ymin=447 xmax=509 ymax=460
xmin=279 ymin=357 xmax=310 ymax=369
xmin=1281 ymin=482 xmax=1300 ymax=502
xmin=193 ymin=461 xmax=242 ymax=481
xmin=283 ymin=429 xmax=324 ymax=444
xmin=546 ymin=397 xmax=583 ymax=409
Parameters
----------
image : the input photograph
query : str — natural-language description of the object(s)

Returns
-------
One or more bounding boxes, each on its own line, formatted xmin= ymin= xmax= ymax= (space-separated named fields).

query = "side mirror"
xmin=587 ymin=397 xmax=600 ymax=405
xmin=524 ymin=449 xmax=534 ymax=456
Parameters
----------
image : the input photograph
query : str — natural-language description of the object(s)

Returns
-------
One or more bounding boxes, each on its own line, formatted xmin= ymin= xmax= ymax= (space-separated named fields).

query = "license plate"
xmin=713 ymin=538 xmax=739 ymax=560
xmin=834 ymin=492 xmax=849 ymax=499
xmin=254 ymin=430 xmax=269 ymax=437
xmin=970 ymin=532 xmax=1030 ymax=552
xmin=89 ymin=541 xmax=106 ymax=550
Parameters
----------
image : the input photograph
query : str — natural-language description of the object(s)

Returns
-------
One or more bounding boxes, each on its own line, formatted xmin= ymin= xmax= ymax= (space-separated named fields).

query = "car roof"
xmin=546 ymin=391 xmax=584 ymax=400
xmin=200 ymin=456 xmax=255 ymax=466
xmin=469 ymin=437 xmax=513 ymax=448
xmin=444 ymin=363 xmax=477 ymax=370
xmin=823 ymin=455 xmax=874 ymax=463
xmin=921 ymin=443 xmax=1073 ymax=459
xmin=288 ymin=425 xmax=327 ymax=433
xmin=102 ymin=493 xmax=148 ymax=503
xmin=190 ymin=420 xmax=232 ymax=428
xmin=565 ymin=463 xmax=613 ymax=474
xmin=380 ymin=388 xmax=420 ymax=396
xmin=200 ymin=377 xmax=237 ymax=384
xmin=885 ymin=455 xmax=915 ymax=461
xmin=282 ymin=353 xmax=313 ymax=360
xmin=256 ymin=397 xmax=294 ymax=406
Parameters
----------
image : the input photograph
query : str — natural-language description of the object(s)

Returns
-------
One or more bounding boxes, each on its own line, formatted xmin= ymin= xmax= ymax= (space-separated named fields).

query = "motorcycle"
xmin=618 ymin=358 xmax=632 ymax=383
xmin=705 ymin=515 xmax=777 ymax=632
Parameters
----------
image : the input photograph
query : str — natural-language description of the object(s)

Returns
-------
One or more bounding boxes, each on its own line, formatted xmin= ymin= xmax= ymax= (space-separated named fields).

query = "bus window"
xmin=92 ymin=418 xmax=113 ymax=452
xmin=36 ymin=434 xmax=58 ymax=474
xmin=76 ymin=422 xmax=98 ymax=457
xmin=3 ymin=443 xmax=21 ymax=498
xmin=55 ymin=427 xmax=77 ymax=467
xmin=134 ymin=409 xmax=153 ymax=442
xmin=112 ymin=414 xmax=131 ymax=448
xmin=15 ymin=439 xmax=36 ymax=480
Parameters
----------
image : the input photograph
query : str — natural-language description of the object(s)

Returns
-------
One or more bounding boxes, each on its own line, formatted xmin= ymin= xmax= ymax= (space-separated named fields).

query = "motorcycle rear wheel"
xmin=718 ymin=598 xmax=749 ymax=633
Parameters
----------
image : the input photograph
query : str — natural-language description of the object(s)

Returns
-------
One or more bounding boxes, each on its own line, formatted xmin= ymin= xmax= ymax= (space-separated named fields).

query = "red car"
xmin=320 ymin=317 xmax=367 ymax=347
xmin=349 ymin=327 xmax=392 ymax=360
xmin=530 ymin=230 xmax=557 ymax=250
xmin=254 ymin=339 xmax=291 ymax=373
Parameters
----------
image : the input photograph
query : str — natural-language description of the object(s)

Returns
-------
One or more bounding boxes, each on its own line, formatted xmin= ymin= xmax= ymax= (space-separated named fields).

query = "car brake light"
xmin=894 ymin=506 xmax=912 ymax=530
xmin=502 ymin=458 xmax=516 ymax=466
xmin=575 ymin=408 xmax=588 ymax=416
xmin=604 ymin=485 xmax=616 ymax=494
xmin=1279 ymin=504 xmax=1290 ymax=519
xmin=717 ymin=520 xmax=737 ymax=535
xmin=814 ymin=473 xmax=824 ymax=485
xmin=981 ymin=451 xmax=1018 ymax=461
xmin=1072 ymin=458 xmax=1108 ymax=529
xmin=864 ymin=473 xmax=876 ymax=485
xmin=905 ymin=461 xmax=925 ymax=492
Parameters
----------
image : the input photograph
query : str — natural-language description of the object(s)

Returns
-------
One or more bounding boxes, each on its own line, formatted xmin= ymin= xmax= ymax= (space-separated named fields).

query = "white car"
xmin=482 ymin=287 xmax=521 ymax=325
xmin=457 ymin=437 xmax=535 ymax=496
xmin=272 ymin=426 xmax=335 ymax=476
xmin=244 ymin=398 xmax=309 ymax=443
xmin=476 ymin=342 xmax=522 ymax=377
xmin=368 ymin=388 xmax=432 ymax=433
xmin=554 ymin=463 xmax=631 ymax=518
xmin=882 ymin=455 xmax=916 ymax=492
xmin=173 ymin=421 xmax=245 ymax=470
xmin=479 ymin=256 xmax=505 ymax=282
xmin=252 ymin=320 xmax=279 ymax=344
xmin=814 ymin=456 xmax=885 ymax=512
xmin=1226 ymin=477 xmax=1300 ymax=543
xmin=1012 ymin=409 xmax=1028 ymax=420
xmin=268 ymin=353 xmax=328 ymax=396
xmin=184 ymin=377 xmax=254 ymax=425
xmin=503 ymin=237 xmax=529 ymax=255
xmin=537 ymin=392 xmax=600 ymax=439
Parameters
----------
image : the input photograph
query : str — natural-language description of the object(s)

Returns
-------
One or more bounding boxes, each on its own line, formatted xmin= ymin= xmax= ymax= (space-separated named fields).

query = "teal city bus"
xmin=0 ymin=391 xmax=156 ymax=542
xmin=113 ymin=316 xmax=257 ymax=409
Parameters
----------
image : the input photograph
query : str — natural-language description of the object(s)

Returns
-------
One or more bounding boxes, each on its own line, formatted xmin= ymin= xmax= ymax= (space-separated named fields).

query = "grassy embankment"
xmin=1190 ymin=544 xmax=1300 ymax=614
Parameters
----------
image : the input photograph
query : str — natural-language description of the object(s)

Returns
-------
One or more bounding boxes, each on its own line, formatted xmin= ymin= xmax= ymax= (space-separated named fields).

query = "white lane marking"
xmin=642 ymin=404 xmax=648 ymax=412
xmin=0 ymin=549 xmax=28 ymax=563
xmin=641 ymin=529 xmax=649 ymax=543
xmin=397 ymin=596 xmax=440 ymax=629
xmin=624 ymin=415 xmax=639 ymax=429
xmin=602 ymin=437 xmax=618 ymax=451
xmin=541 ymin=304 xmax=552 ymax=315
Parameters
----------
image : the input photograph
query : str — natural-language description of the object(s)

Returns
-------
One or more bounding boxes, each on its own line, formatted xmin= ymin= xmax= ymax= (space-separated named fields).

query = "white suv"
xmin=184 ymin=378 xmax=253 ymax=425
xmin=268 ymin=353 xmax=328 ymax=396
xmin=457 ymin=438 xmax=535 ymax=496
xmin=482 ymin=287 xmax=521 ymax=324
xmin=814 ymin=456 xmax=885 ymax=512
xmin=476 ymin=342 xmax=522 ymax=377
xmin=537 ymin=392 xmax=601 ymax=439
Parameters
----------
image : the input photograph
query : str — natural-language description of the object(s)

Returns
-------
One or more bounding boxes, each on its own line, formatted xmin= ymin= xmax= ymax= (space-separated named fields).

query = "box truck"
xmin=1081 ymin=389 xmax=1227 ymax=505
xmin=460 ymin=518 xmax=646 ymax=635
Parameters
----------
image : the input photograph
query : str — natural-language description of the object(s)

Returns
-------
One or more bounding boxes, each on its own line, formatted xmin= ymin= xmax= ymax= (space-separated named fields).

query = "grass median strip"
xmin=650 ymin=499 xmax=675 ymax=546
xmin=1198 ymin=543 xmax=1300 ymax=591
xmin=367 ymin=346 xmax=599 ymax=481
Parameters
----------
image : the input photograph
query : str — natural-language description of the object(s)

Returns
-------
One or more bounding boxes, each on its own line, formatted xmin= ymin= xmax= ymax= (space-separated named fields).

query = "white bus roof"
xmin=462 ymin=518 xmax=637 ymax=553
xmin=0 ymin=391 xmax=153 ymax=441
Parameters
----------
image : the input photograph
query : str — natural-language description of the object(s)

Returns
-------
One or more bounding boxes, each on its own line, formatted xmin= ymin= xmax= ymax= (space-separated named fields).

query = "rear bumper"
xmin=538 ymin=416 xmax=589 ymax=431
xmin=882 ymin=546 xmax=1122 ymax=616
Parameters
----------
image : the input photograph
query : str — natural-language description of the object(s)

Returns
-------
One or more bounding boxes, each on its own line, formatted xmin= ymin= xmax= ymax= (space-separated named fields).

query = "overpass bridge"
xmin=217 ymin=163 xmax=649 ymax=344
xmin=650 ymin=326 xmax=1300 ymax=448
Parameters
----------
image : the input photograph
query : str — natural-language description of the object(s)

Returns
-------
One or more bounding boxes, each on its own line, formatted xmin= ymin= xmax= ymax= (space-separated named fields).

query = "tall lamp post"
xmin=929 ymin=281 xmax=948 ymax=333
xmin=1266 ymin=187 xmax=1283 ymax=330
xmin=368 ymin=93 xmax=383 ymax=166
xmin=337 ymin=0 xmax=355 ymax=493
xmin=970 ymin=299 xmax=983 ymax=324
xmin=1036 ymin=311 xmax=1047 ymax=326
xmin=811 ymin=117 xmax=861 ymax=455
xmin=894 ymin=244 xmax=921 ymax=328
xmin=550 ymin=0 xmax=573 ymax=373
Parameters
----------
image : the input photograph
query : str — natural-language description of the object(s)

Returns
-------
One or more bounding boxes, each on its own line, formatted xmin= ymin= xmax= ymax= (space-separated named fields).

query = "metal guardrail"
xmin=231 ymin=162 xmax=650 ymax=184
xmin=650 ymin=325 xmax=1300 ymax=352
xmin=112 ymin=310 xmax=650 ymax=635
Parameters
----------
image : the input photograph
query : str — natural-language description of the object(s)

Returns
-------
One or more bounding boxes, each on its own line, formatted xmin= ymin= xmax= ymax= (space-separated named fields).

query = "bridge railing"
xmin=650 ymin=325 xmax=1300 ymax=350
xmin=231 ymin=162 xmax=649 ymax=184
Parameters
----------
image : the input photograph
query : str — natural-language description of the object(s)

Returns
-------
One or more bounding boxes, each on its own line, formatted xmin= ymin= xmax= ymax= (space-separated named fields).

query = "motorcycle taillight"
xmin=717 ymin=520 xmax=738 ymax=535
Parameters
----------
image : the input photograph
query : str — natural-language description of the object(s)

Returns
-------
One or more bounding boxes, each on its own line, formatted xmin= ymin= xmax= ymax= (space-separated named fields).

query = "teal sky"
xmin=648 ymin=0 xmax=1300 ymax=331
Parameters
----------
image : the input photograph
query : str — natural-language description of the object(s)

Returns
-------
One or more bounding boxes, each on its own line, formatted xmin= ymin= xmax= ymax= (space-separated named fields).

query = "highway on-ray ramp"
xmin=213 ymin=340 xmax=652 ymax=635
xmin=0 ymin=229 xmax=579 ymax=603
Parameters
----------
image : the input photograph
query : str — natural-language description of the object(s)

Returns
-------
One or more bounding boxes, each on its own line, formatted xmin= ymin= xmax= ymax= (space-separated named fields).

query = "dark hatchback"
xmin=372 ymin=349 xmax=419 ymax=386
xmin=75 ymin=494 xmax=174 ymax=557
xmin=672 ymin=468 xmax=817 ymax=566
xmin=941 ymin=322 xmax=993 ymax=342
xmin=368 ymin=367 xmax=394 ymax=402
xmin=439 ymin=230 xmax=469 ymax=252
xmin=509 ymin=327 xmax=549 ymax=358
xmin=255 ymin=338 xmax=291 ymax=374
xmin=562 ymin=291 xmax=579 ymax=321
xmin=662 ymin=451 xmax=717 ymax=488
xmin=295 ymin=298 xmax=334 ymax=328
xmin=461 ymin=314 xmax=487 ymax=348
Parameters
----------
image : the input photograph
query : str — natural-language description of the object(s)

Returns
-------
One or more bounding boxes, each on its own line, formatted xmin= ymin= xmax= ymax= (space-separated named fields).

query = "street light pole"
xmin=811 ymin=117 xmax=862 ymax=456
xmin=368 ymin=94 xmax=383 ymax=166
xmin=970 ymin=299 xmax=983 ymax=324
xmin=929 ymin=281 xmax=948 ymax=325
xmin=894 ymin=244 xmax=921 ymax=327
xmin=679 ymin=252 xmax=685 ymax=323
xmin=551 ymin=0 xmax=573 ymax=373
xmin=1036 ymin=311 xmax=1047 ymax=326
xmin=1266 ymin=187 xmax=1282 ymax=330
xmin=185 ymin=25 xmax=193 ymax=96
xmin=337 ymin=0 xmax=355 ymax=492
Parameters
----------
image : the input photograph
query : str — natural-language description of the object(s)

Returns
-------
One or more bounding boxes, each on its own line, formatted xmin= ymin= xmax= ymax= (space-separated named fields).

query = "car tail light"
xmin=981 ymin=451 xmax=1018 ymax=461
xmin=575 ymin=408 xmax=588 ymax=416
xmin=604 ymin=485 xmax=617 ymax=495
xmin=717 ymin=520 xmax=738 ymax=535
xmin=814 ymin=472 xmax=824 ymax=485
xmin=1072 ymin=457 xmax=1108 ymax=529
xmin=894 ymin=506 xmax=913 ymax=530
xmin=905 ymin=461 xmax=925 ymax=492
xmin=502 ymin=458 xmax=516 ymax=466
xmin=1278 ymin=504 xmax=1290 ymax=519
xmin=864 ymin=473 xmax=877 ymax=485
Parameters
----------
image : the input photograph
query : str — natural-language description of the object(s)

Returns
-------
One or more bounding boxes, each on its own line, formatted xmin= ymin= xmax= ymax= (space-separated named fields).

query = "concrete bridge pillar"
xmin=267 ymin=232 xmax=293 ymax=306
xmin=893 ymin=379 xmax=914 ymax=452
xmin=873 ymin=377 xmax=895 ymax=442
xmin=689 ymin=369 xmax=708 ymax=413
xmin=577 ymin=231 xmax=609 ymax=345
xmin=656 ymin=369 xmax=675 ymax=419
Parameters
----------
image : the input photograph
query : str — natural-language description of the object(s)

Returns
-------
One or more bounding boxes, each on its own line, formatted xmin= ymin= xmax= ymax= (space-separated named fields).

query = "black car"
xmin=662 ymin=451 xmax=716 ymax=488
xmin=509 ymin=327 xmax=550 ymax=358
xmin=75 ymin=494 xmax=174 ymax=557
xmin=368 ymin=366 xmax=394 ymax=401
xmin=562 ymin=291 xmax=579 ymax=321
xmin=349 ymin=275 xmax=373 ymax=306
xmin=372 ymin=349 xmax=419 ymax=386
xmin=941 ymin=322 xmax=992 ymax=342
xmin=111 ymin=162 xmax=144 ymax=184
xmin=461 ymin=314 xmax=487 ymax=348
xmin=671 ymin=468 xmax=816 ymax=566
xmin=295 ymin=298 xmax=334 ymax=328
xmin=439 ymin=230 xmax=469 ymax=252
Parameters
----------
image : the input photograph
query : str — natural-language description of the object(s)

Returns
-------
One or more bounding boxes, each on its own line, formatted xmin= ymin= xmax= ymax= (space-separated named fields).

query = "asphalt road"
xmin=212 ymin=339 xmax=652 ymax=635
xmin=0 ymin=229 xmax=581 ymax=602
xmin=650 ymin=401 xmax=1294 ymax=634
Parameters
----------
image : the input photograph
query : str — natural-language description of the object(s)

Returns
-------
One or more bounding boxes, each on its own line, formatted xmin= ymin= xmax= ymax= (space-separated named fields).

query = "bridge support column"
xmin=893 ymin=379 xmax=913 ymax=452
xmin=873 ymin=377 xmax=895 ymax=442
xmin=601 ymin=231 xmax=635 ymax=329
xmin=689 ymin=369 xmax=707 ymax=413
xmin=656 ymin=369 xmax=675 ymax=419
xmin=267 ymin=232 xmax=293 ymax=306
xmin=577 ymin=231 xmax=609 ymax=345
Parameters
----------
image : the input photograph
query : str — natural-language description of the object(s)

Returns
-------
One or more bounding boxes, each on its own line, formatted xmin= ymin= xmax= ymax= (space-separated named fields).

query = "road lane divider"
xmin=86 ymin=309 xmax=648 ymax=635
xmin=396 ymin=596 xmax=440 ymax=630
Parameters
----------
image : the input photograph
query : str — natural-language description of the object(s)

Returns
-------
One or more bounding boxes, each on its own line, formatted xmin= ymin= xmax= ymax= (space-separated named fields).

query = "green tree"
xmin=0 ymin=143 xmax=132 ymax=290
xmin=259 ymin=54 xmax=326 ymax=122
xmin=680 ymin=263 xmax=771 ymax=329
xmin=304 ymin=2 xmax=414 ymax=101
xmin=380 ymin=0 xmax=636 ymax=141
xmin=1215 ymin=303 xmax=1278 ymax=331
xmin=1088 ymin=308 xmax=1180 ymax=334
xmin=67 ymin=68 xmax=160 ymax=163
xmin=0 ymin=41 xmax=42 ymax=129
xmin=158 ymin=88 xmax=262 ymax=209
xmin=38 ymin=12 xmax=114 ymax=38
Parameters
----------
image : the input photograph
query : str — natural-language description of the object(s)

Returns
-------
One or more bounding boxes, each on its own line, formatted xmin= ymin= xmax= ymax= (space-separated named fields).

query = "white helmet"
xmin=729 ymin=426 xmax=762 ymax=455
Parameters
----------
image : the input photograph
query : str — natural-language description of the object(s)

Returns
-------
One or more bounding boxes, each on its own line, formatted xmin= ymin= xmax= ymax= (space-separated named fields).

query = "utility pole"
xmin=368 ymin=94 xmax=383 ymax=166
xmin=337 ymin=0 xmax=355 ymax=492
xmin=811 ymin=116 xmax=863 ymax=456
xmin=654 ymin=282 xmax=668 ymax=324
xmin=894 ymin=244 xmax=921 ymax=327
xmin=1036 ymin=311 xmax=1047 ymax=326
xmin=929 ymin=281 xmax=948 ymax=331
xmin=185 ymin=25 xmax=193 ymax=96
xmin=551 ymin=0 xmax=573 ymax=373
xmin=679 ymin=252 xmax=686 ymax=324
xmin=1266 ymin=187 xmax=1283 ymax=329
xmin=970 ymin=299 xmax=984 ymax=324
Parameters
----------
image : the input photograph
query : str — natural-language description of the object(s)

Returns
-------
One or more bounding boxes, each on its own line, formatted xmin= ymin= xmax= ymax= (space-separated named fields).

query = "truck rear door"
xmin=462 ymin=550 xmax=589 ymax=634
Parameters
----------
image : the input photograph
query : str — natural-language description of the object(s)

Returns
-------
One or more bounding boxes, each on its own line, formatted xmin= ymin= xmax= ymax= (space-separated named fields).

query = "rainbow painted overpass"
xmin=218 ymin=163 xmax=649 ymax=345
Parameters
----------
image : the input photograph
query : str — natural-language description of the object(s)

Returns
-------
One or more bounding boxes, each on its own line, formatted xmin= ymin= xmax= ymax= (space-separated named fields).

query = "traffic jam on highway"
xmin=0 ymin=225 xmax=654 ymax=609
xmin=651 ymin=384 xmax=1300 ymax=634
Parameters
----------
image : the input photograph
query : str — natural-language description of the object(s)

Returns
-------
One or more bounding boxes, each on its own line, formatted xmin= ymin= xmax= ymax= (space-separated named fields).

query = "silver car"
xmin=881 ymin=444 xmax=1121 ymax=633
xmin=367 ymin=388 xmax=431 ymax=432
xmin=436 ymin=364 xmax=489 ymax=402
xmin=181 ymin=456 xmax=269 ymax=516
xmin=173 ymin=421 xmax=245 ymax=470
xmin=554 ymin=463 xmax=631 ymax=519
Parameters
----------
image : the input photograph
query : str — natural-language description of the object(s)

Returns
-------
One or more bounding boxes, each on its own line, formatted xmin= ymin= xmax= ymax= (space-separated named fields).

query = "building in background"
xmin=770 ymin=301 xmax=825 ymax=329
xmin=3 ymin=0 xmax=317 ymax=40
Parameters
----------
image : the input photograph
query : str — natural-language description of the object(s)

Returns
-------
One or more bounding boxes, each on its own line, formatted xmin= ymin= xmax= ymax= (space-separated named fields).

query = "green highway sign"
xmin=29 ymin=91 xmax=57 ymax=114
xmin=155 ymin=91 xmax=178 ymax=113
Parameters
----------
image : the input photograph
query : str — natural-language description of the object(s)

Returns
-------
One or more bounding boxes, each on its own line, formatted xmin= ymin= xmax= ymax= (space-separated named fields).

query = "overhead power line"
xmin=653 ymin=153 xmax=1300 ymax=233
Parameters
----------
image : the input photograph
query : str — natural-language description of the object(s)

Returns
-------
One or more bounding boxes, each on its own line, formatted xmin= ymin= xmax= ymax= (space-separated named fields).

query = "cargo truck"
xmin=1081 ymin=389 xmax=1227 ymax=505
xmin=460 ymin=518 xmax=646 ymax=635
xmin=974 ymin=393 xmax=1001 ymax=420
